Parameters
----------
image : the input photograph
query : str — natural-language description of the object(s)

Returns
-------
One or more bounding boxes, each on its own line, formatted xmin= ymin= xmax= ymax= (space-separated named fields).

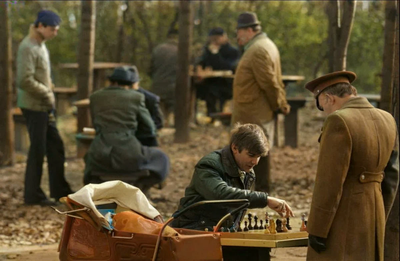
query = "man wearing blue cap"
xmin=196 ymin=27 xmax=240 ymax=118
xmin=16 ymin=10 xmax=72 ymax=206
xmin=83 ymin=66 xmax=170 ymax=195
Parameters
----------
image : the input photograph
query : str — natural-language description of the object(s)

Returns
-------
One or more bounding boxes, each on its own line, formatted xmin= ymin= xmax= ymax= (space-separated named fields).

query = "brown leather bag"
xmin=57 ymin=198 xmax=223 ymax=261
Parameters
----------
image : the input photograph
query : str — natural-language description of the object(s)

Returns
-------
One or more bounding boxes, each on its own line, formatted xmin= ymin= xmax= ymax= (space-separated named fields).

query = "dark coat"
xmin=307 ymin=97 xmax=399 ymax=261
xmin=136 ymin=87 xmax=163 ymax=130
xmin=196 ymin=42 xmax=240 ymax=100
xmin=171 ymin=146 xmax=268 ymax=231
xmin=84 ymin=86 xmax=168 ymax=184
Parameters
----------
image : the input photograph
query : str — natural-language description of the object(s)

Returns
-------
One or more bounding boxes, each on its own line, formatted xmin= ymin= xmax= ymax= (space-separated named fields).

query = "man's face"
xmin=37 ymin=24 xmax=59 ymax=40
xmin=236 ymin=28 xmax=251 ymax=47
xmin=231 ymin=144 xmax=261 ymax=172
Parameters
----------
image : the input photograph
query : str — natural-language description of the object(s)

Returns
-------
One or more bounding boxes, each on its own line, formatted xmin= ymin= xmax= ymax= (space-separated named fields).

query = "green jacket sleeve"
xmin=136 ymin=94 xmax=157 ymax=138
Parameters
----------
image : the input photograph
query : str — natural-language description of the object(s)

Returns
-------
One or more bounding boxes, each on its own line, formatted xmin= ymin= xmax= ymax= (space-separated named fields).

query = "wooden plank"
xmin=54 ymin=87 xmax=78 ymax=94
xmin=73 ymin=98 xmax=90 ymax=107
xmin=58 ymin=62 xmax=131 ymax=70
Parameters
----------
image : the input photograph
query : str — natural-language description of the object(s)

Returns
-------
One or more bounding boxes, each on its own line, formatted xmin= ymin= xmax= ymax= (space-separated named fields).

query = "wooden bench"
xmin=12 ymin=108 xmax=30 ymax=153
xmin=76 ymin=131 xmax=94 ymax=158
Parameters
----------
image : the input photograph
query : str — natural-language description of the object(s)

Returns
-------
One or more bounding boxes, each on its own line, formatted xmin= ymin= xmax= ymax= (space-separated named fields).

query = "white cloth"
xmin=68 ymin=181 xmax=160 ymax=229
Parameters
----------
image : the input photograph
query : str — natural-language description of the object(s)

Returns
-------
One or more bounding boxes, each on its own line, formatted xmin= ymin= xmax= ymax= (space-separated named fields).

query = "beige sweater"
xmin=17 ymin=25 xmax=54 ymax=112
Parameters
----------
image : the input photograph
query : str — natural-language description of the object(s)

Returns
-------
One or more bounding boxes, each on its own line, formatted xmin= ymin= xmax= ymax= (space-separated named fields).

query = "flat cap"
xmin=35 ymin=10 xmax=61 ymax=27
xmin=305 ymin=71 xmax=357 ymax=97
xmin=208 ymin=27 xmax=225 ymax=36
xmin=108 ymin=66 xmax=140 ymax=84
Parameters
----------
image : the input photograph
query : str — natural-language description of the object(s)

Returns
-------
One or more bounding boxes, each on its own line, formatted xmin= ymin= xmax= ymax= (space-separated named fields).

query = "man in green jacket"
xmin=84 ymin=67 xmax=170 ymax=195
xmin=171 ymin=123 xmax=293 ymax=232
xmin=17 ymin=10 xmax=72 ymax=206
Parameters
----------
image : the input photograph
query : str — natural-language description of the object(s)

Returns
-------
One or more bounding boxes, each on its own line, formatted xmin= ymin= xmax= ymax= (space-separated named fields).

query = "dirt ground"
xmin=0 ymin=101 xmax=324 ymax=260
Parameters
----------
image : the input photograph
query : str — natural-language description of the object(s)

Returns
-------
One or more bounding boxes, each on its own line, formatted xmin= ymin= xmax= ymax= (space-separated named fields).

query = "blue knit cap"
xmin=35 ymin=10 xmax=61 ymax=26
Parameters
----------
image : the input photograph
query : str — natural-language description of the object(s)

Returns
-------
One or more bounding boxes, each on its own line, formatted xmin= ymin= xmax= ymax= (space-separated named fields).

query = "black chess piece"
xmin=244 ymin=221 xmax=249 ymax=232
xmin=276 ymin=219 xmax=283 ymax=233
xmin=254 ymin=216 xmax=259 ymax=229
xmin=286 ymin=217 xmax=292 ymax=230
xmin=259 ymin=220 xmax=264 ymax=230
xmin=237 ymin=223 xmax=243 ymax=232
xmin=247 ymin=213 xmax=253 ymax=230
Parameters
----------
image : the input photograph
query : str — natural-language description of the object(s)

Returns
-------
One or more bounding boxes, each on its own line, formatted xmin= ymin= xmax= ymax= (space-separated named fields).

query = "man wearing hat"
xmin=231 ymin=12 xmax=290 ymax=192
xmin=304 ymin=71 xmax=399 ymax=261
xmin=195 ymin=27 xmax=240 ymax=118
xmin=16 ymin=10 xmax=73 ymax=206
xmin=83 ymin=66 xmax=170 ymax=195
xmin=150 ymin=28 xmax=179 ymax=126
xmin=125 ymin=65 xmax=164 ymax=146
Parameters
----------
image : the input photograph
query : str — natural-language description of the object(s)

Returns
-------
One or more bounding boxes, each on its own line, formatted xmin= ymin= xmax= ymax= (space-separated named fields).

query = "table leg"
xmin=284 ymin=107 xmax=299 ymax=148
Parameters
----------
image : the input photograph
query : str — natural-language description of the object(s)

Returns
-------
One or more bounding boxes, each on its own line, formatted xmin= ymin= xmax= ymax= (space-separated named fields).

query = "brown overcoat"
xmin=307 ymin=97 xmax=399 ymax=261
xmin=231 ymin=33 xmax=288 ymax=126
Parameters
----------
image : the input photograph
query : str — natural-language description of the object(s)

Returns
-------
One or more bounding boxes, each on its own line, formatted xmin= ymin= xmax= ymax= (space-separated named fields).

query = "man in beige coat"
xmin=305 ymin=71 xmax=399 ymax=261
xmin=231 ymin=12 xmax=290 ymax=192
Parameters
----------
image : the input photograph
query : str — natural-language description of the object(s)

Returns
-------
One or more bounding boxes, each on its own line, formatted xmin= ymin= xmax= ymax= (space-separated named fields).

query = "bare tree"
xmin=384 ymin=3 xmax=399 ymax=260
xmin=116 ymin=1 xmax=129 ymax=63
xmin=0 ymin=1 xmax=14 ymax=166
xmin=380 ymin=0 xmax=397 ymax=113
xmin=77 ymin=0 xmax=96 ymax=133
xmin=174 ymin=0 xmax=193 ymax=143
xmin=326 ymin=0 xmax=357 ymax=72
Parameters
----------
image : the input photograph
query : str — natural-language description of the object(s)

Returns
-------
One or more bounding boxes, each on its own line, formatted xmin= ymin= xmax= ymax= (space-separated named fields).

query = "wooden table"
xmin=54 ymin=87 xmax=77 ymax=115
xmin=58 ymin=62 xmax=131 ymax=92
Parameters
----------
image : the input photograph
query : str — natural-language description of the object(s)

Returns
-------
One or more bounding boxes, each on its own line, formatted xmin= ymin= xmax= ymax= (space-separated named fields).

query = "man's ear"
xmin=231 ymin=143 xmax=238 ymax=154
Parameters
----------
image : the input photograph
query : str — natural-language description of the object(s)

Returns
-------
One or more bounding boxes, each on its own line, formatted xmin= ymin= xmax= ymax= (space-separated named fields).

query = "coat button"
xmin=360 ymin=175 xmax=365 ymax=180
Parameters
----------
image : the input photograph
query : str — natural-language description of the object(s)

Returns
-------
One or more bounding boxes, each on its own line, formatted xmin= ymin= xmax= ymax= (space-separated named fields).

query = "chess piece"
xmin=237 ymin=223 xmax=242 ymax=232
xmin=276 ymin=219 xmax=283 ymax=233
xmin=269 ymin=219 xmax=276 ymax=234
xmin=300 ymin=213 xmax=307 ymax=232
xmin=244 ymin=221 xmax=249 ymax=232
xmin=247 ymin=213 xmax=253 ymax=230
xmin=286 ymin=217 xmax=292 ymax=230
xmin=254 ymin=215 xmax=259 ymax=229
xmin=205 ymin=228 xmax=209 ymax=232
xmin=282 ymin=218 xmax=288 ymax=232
xmin=259 ymin=220 xmax=264 ymax=230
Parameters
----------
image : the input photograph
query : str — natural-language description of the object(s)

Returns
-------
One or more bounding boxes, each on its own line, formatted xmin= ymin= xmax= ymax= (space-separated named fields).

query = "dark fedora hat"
xmin=237 ymin=12 xmax=261 ymax=29
xmin=108 ymin=66 xmax=140 ymax=85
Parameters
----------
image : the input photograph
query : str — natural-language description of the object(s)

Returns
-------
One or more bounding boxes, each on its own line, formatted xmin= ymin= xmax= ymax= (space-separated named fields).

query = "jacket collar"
xmin=244 ymin=32 xmax=267 ymax=51
xmin=340 ymin=96 xmax=374 ymax=110
xmin=220 ymin=146 xmax=255 ymax=178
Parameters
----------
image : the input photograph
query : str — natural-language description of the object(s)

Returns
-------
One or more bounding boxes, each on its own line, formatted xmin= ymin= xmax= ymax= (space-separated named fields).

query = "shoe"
xmin=25 ymin=199 xmax=59 ymax=207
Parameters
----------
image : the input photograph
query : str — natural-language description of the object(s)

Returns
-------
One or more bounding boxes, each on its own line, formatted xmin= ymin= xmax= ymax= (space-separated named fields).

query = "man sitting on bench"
xmin=83 ymin=66 xmax=170 ymax=196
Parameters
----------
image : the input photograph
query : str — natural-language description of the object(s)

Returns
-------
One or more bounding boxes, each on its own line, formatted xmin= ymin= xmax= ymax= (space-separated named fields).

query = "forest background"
xmin=7 ymin=1 xmax=385 ymax=97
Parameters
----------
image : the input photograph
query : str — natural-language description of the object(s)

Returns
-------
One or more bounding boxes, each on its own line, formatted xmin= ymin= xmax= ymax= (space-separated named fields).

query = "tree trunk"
xmin=128 ymin=2 xmax=138 ymax=63
xmin=326 ymin=0 xmax=356 ymax=72
xmin=136 ymin=3 xmax=154 ymax=55
xmin=77 ymin=0 xmax=96 ymax=133
xmin=334 ymin=0 xmax=356 ymax=70
xmin=116 ymin=1 xmax=128 ymax=63
xmin=174 ymin=0 xmax=193 ymax=143
xmin=380 ymin=0 xmax=397 ymax=113
xmin=0 ymin=2 xmax=14 ymax=166
xmin=384 ymin=3 xmax=399 ymax=260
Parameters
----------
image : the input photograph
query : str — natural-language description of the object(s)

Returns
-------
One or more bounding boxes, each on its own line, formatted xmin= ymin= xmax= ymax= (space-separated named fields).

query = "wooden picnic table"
xmin=58 ymin=62 xmax=131 ymax=92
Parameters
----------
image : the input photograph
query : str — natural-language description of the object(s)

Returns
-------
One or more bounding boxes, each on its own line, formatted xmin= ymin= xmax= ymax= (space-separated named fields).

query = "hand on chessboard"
xmin=267 ymin=196 xmax=294 ymax=218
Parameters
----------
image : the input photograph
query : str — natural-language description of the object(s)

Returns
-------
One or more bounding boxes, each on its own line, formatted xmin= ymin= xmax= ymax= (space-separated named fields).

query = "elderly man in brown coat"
xmin=231 ymin=12 xmax=290 ymax=192
xmin=305 ymin=71 xmax=399 ymax=261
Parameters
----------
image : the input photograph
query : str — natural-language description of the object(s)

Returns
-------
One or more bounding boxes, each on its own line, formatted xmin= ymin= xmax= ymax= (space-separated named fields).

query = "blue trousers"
xmin=21 ymin=108 xmax=72 ymax=203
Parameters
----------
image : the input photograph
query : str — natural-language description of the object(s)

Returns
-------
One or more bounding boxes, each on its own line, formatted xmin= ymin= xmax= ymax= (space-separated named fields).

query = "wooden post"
xmin=174 ymin=0 xmax=193 ymax=143
xmin=0 ymin=1 xmax=14 ymax=166
xmin=77 ymin=0 xmax=96 ymax=133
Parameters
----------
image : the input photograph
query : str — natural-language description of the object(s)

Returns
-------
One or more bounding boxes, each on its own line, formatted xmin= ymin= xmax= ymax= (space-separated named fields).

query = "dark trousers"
xmin=22 ymin=108 xmax=72 ymax=203
xmin=253 ymin=154 xmax=271 ymax=192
